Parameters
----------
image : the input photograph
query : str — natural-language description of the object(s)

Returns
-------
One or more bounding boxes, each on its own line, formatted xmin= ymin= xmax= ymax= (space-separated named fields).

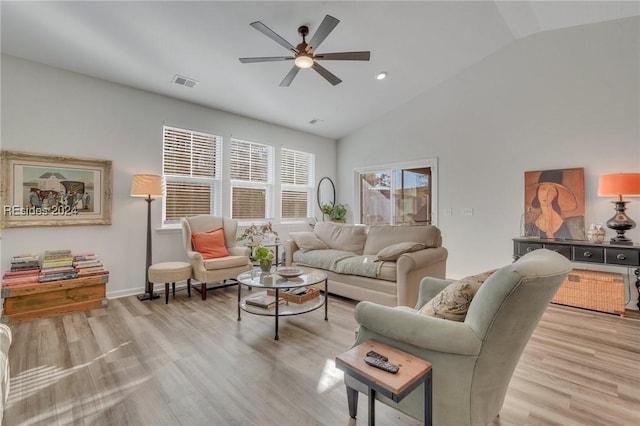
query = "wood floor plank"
xmin=3 ymin=287 xmax=639 ymax=425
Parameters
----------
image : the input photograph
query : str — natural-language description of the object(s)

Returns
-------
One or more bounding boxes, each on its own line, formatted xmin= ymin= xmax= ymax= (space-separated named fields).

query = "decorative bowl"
xmin=276 ymin=267 xmax=304 ymax=278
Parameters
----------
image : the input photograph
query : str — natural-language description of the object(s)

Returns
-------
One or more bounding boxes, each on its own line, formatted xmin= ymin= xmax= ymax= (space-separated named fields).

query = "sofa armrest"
xmin=354 ymin=301 xmax=481 ymax=356
xmin=284 ymin=239 xmax=299 ymax=266
xmin=395 ymin=246 xmax=448 ymax=307
xmin=415 ymin=277 xmax=453 ymax=309
xmin=397 ymin=246 xmax=448 ymax=271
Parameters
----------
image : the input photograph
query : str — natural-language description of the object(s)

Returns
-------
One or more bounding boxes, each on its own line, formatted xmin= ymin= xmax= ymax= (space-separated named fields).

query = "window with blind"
xmin=230 ymin=138 xmax=273 ymax=220
xmin=281 ymin=148 xmax=314 ymax=220
xmin=162 ymin=126 xmax=221 ymax=223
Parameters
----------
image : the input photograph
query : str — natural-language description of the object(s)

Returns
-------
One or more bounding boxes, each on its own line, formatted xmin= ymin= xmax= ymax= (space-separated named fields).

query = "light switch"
xmin=461 ymin=208 xmax=473 ymax=216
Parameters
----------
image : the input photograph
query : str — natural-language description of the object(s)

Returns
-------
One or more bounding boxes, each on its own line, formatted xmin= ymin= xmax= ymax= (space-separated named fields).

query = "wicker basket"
xmin=552 ymin=269 xmax=625 ymax=316
xmin=266 ymin=287 xmax=320 ymax=304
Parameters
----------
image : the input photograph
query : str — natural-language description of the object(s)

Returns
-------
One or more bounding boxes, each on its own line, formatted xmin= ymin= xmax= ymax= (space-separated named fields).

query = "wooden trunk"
xmin=551 ymin=269 xmax=624 ymax=316
xmin=1 ymin=275 xmax=108 ymax=324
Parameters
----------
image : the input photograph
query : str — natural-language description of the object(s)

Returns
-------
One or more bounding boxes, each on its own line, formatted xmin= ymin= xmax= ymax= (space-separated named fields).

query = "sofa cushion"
xmin=290 ymin=231 xmax=329 ymax=252
xmin=363 ymin=225 xmax=441 ymax=255
xmin=419 ymin=269 xmax=496 ymax=321
xmin=376 ymin=261 xmax=397 ymax=282
xmin=334 ymin=255 xmax=381 ymax=278
xmin=203 ymin=255 xmax=249 ymax=270
xmin=314 ymin=222 xmax=367 ymax=254
xmin=293 ymin=249 xmax=356 ymax=271
xmin=192 ymin=228 xmax=230 ymax=259
xmin=376 ymin=242 xmax=426 ymax=261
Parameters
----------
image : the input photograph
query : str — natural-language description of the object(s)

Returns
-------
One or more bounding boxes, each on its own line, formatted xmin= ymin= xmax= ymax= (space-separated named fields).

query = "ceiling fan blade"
xmin=239 ymin=56 xmax=293 ymax=63
xmin=279 ymin=66 xmax=300 ymax=87
xmin=250 ymin=21 xmax=298 ymax=53
xmin=308 ymin=15 xmax=339 ymax=52
xmin=314 ymin=51 xmax=371 ymax=61
xmin=312 ymin=62 xmax=342 ymax=86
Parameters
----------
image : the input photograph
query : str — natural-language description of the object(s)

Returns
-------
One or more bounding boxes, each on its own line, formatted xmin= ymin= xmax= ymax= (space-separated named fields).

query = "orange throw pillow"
xmin=191 ymin=228 xmax=229 ymax=259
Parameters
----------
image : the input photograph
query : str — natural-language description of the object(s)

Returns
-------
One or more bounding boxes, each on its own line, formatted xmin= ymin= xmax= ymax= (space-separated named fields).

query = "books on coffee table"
xmin=245 ymin=294 xmax=285 ymax=309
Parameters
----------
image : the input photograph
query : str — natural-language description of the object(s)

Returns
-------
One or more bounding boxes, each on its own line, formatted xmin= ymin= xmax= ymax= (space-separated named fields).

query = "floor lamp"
xmin=131 ymin=174 xmax=165 ymax=301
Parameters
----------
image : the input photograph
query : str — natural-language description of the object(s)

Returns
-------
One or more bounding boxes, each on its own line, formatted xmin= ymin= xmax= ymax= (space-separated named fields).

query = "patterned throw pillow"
xmin=419 ymin=270 xmax=497 ymax=321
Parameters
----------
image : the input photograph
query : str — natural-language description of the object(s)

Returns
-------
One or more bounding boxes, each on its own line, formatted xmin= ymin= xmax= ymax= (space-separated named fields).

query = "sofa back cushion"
xmin=363 ymin=225 xmax=441 ymax=255
xmin=314 ymin=222 xmax=367 ymax=254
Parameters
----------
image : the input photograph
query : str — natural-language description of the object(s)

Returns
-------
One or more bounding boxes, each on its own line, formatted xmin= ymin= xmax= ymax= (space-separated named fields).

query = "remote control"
xmin=366 ymin=350 xmax=388 ymax=362
xmin=364 ymin=356 xmax=399 ymax=374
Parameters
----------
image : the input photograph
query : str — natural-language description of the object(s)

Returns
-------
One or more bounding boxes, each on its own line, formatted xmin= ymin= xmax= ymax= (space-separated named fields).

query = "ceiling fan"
xmin=239 ymin=15 xmax=371 ymax=87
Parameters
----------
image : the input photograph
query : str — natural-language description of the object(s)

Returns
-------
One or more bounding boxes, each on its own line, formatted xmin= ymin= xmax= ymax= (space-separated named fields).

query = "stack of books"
xmin=2 ymin=254 xmax=41 ymax=287
xmin=73 ymin=253 xmax=108 ymax=278
xmin=40 ymin=249 xmax=77 ymax=282
xmin=245 ymin=293 xmax=286 ymax=309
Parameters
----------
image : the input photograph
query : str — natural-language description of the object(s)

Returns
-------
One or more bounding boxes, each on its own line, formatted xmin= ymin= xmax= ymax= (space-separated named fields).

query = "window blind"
xmin=230 ymin=138 xmax=273 ymax=220
xmin=281 ymin=148 xmax=313 ymax=219
xmin=163 ymin=126 xmax=220 ymax=222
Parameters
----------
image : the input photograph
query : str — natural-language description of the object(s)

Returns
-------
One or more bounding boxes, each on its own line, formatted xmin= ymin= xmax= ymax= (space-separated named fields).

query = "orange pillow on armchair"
xmin=191 ymin=228 xmax=230 ymax=259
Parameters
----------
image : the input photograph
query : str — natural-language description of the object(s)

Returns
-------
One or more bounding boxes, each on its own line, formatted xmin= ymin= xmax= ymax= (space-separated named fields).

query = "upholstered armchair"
xmin=181 ymin=215 xmax=252 ymax=300
xmin=343 ymin=249 xmax=571 ymax=426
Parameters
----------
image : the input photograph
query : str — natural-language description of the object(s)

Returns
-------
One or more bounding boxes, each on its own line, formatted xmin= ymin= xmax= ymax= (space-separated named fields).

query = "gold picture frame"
xmin=0 ymin=150 xmax=112 ymax=228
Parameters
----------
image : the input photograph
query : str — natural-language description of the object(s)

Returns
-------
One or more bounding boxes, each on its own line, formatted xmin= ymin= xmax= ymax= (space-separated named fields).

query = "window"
xmin=357 ymin=159 xmax=437 ymax=226
xmin=230 ymin=138 xmax=273 ymax=220
xmin=162 ymin=126 xmax=221 ymax=224
xmin=281 ymin=148 xmax=314 ymax=220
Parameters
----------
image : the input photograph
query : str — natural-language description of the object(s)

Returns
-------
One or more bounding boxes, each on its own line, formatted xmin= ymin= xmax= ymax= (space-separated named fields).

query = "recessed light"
xmin=376 ymin=72 xmax=387 ymax=80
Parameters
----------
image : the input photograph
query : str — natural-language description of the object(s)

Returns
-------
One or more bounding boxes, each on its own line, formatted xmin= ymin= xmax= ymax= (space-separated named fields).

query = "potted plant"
xmin=254 ymin=246 xmax=275 ymax=272
xmin=321 ymin=203 xmax=348 ymax=222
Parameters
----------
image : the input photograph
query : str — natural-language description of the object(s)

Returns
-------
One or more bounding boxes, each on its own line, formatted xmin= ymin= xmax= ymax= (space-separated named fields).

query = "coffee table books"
xmin=245 ymin=294 xmax=285 ymax=309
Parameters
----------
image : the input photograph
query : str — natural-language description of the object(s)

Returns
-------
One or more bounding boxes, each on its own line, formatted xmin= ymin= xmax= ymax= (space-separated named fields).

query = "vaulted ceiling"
xmin=2 ymin=1 xmax=638 ymax=139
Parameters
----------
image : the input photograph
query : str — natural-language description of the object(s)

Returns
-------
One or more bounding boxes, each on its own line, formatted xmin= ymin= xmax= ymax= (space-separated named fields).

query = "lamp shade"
xmin=130 ymin=174 xmax=165 ymax=198
xmin=598 ymin=173 xmax=640 ymax=197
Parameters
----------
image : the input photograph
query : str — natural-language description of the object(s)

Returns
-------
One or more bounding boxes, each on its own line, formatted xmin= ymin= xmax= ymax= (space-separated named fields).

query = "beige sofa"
xmin=285 ymin=222 xmax=447 ymax=307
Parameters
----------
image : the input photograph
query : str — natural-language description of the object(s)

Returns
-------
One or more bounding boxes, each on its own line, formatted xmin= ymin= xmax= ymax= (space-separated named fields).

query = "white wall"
xmin=1 ymin=54 xmax=336 ymax=298
xmin=338 ymin=18 xmax=640 ymax=308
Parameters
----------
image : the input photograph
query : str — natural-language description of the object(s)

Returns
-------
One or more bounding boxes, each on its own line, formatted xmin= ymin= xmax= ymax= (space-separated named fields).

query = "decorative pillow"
xmin=376 ymin=242 xmax=426 ymax=261
xmin=191 ymin=228 xmax=229 ymax=259
xmin=290 ymin=232 xmax=330 ymax=252
xmin=419 ymin=270 xmax=497 ymax=321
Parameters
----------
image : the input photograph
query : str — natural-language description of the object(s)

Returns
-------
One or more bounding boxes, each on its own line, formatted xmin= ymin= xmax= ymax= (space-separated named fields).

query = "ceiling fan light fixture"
xmin=295 ymin=54 xmax=314 ymax=69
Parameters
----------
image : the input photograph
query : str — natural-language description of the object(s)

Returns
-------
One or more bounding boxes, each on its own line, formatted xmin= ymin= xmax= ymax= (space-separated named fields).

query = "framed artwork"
xmin=0 ymin=150 xmax=112 ymax=228
xmin=523 ymin=167 xmax=585 ymax=240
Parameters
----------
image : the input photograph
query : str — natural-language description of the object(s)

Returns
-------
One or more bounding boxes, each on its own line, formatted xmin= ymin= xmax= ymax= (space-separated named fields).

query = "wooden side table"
xmin=335 ymin=340 xmax=432 ymax=426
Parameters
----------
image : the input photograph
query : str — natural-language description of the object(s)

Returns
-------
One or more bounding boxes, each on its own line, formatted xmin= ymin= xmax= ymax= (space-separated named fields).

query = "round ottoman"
xmin=148 ymin=262 xmax=192 ymax=304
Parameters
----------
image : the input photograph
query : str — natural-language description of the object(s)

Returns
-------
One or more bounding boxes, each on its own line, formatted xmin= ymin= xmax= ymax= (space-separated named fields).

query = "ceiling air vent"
xmin=173 ymin=74 xmax=199 ymax=88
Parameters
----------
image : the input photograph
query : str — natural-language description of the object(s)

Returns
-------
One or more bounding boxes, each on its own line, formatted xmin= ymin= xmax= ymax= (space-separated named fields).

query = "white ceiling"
xmin=2 ymin=1 xmax=638 ymax=139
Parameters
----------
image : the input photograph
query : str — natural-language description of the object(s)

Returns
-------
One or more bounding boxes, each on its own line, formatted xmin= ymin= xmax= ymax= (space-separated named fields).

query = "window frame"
xmin=161 ymin=125 xmax=222 ymax=226
xmin=229 ymin=137 xmax=274 ymax=222
xmin=280 ymin=148 xmax=315 ymax=223
xmin=354 ymin=158 xmax=438 ymax=226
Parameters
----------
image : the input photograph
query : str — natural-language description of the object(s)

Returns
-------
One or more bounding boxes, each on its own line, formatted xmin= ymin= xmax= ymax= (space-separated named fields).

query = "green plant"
xmin=332 ymin=203 xmax=347 ymax=222
xmin=321 ymin=203 xmax=347 ymax=222
xmin=254 ymin=246 xmax=275 ymax=267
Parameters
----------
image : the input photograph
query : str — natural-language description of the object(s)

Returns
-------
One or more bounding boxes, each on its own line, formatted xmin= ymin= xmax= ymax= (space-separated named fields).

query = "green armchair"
xmin=344 ymin=248 xmax=572 ymax=426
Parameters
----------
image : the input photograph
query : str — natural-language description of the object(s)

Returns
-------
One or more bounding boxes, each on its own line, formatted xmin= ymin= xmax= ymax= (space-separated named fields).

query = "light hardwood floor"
xmin=4 ymin=286 xmax=640 ymax=426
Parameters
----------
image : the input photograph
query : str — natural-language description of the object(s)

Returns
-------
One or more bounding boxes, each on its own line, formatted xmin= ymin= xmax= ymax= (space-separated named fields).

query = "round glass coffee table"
xmin=237 ymin=268 xmax=328 ymax=340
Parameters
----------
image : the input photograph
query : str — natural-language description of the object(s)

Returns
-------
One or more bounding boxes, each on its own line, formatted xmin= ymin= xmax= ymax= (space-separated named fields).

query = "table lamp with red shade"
xmin=598 ymin=173 xmax=640 ymax=244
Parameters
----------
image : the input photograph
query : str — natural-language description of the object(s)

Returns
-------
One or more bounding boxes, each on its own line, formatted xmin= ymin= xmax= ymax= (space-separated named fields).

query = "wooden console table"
xmin=513 ymin=238 xmax=640 ymax=310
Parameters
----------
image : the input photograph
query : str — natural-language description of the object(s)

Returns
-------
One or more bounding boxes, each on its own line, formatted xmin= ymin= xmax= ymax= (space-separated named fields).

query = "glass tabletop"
xmin=237 ymin=268 xmax=327 ymax=289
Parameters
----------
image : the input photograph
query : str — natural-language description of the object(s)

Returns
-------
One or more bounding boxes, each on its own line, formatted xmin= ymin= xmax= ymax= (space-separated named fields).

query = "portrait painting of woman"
xmin=524 ymin=168 xmax=585 ymax=240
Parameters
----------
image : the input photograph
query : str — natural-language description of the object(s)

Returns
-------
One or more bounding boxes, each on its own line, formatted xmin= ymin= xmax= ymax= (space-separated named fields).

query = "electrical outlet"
xmin=461 ymin=208 xmax=473 ymax=216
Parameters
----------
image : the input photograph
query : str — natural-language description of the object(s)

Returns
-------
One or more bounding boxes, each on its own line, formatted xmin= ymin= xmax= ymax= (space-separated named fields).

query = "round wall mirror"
xmin=317 ymin=177 xmax=336 ymax=211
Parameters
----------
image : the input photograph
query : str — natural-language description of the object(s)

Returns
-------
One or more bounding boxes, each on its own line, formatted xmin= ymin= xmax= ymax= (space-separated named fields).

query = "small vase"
xmin=260 ymin=260 xmax=272 ymax=272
